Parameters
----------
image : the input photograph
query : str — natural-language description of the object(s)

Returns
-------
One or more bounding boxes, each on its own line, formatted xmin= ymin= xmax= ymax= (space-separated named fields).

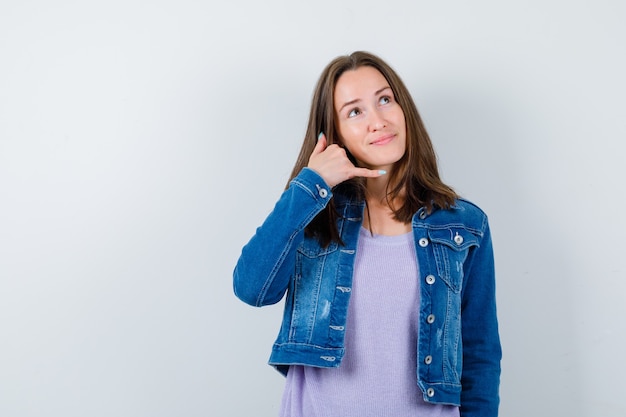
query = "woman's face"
xmin=333 ymin=66 xmax=407 ymax=172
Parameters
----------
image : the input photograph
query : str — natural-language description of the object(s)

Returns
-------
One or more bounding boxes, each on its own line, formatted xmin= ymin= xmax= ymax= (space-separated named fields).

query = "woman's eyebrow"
xmin=338 ymin=86 xmax=392 ymax=112
xmin=338 ymin=98 xmax=360 ymax=113
xmin=375 ymin=86 xmax=391 ymax=95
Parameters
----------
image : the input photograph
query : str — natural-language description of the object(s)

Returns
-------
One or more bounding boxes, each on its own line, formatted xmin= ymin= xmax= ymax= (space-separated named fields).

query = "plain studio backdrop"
xmin=1 ymin=1 xmax=624 ymax=416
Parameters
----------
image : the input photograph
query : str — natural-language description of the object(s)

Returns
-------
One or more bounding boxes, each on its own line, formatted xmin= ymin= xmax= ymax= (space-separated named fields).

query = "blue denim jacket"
xmin=234 ymin=168 xmax=501 ymax=417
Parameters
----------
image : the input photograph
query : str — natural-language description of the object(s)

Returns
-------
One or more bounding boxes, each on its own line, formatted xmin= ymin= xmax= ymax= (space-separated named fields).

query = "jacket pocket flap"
xmin=427 ymin=228 xmax=480 ymax=251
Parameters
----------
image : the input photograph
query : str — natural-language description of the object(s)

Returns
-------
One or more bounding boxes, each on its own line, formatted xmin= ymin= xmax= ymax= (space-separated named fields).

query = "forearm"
xmin=233 ymin=168 xmax=332 ymax=306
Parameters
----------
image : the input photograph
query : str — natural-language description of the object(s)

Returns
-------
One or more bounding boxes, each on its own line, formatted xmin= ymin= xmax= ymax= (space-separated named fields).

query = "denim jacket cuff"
xmin=290 ymin=168 xmax=333 ymax=205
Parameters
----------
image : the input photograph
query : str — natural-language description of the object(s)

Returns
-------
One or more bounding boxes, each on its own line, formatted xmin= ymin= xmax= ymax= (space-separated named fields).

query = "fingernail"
xmin=378 ymin=170 xmax=387 ymax=175
xmin=317 ymin=132 xmax=324 ymax=141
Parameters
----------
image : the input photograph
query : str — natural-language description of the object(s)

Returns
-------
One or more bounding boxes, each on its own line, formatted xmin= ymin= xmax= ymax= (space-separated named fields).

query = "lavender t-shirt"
xmin=279 ymin=227 xmax=459 ymax=417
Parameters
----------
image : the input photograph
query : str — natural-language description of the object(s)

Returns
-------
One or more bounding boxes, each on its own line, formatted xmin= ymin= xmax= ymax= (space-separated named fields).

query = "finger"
xmin=310 ymin=132 xmax=327 ymax=156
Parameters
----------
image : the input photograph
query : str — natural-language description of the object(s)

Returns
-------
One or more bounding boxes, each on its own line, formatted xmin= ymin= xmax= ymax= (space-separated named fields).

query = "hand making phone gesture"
xmin=307 ymin=133 xmax=386 ymax=188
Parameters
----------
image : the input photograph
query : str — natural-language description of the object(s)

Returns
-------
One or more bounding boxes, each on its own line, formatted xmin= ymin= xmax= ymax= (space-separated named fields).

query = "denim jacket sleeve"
xmin=233 ymin=168 xmax=332 ymax=306
xmin=459 ymin=218 xmax=502 ymax=417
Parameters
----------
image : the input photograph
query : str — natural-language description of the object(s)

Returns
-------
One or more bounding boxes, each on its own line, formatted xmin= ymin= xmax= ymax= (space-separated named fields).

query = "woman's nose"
xmin=368 ymin=109 xmax=387 ymax=131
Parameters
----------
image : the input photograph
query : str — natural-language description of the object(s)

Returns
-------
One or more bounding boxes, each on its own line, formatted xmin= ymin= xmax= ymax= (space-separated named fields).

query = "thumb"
xmin=310 ymin=132 xmax=327 ymax=156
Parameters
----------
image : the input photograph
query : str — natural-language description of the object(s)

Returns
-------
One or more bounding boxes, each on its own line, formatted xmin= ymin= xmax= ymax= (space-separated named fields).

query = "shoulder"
xmin=451 ymin=198 xmax=488 ymax=220
xmin=418 ymin=198 xmax=489 ymax=235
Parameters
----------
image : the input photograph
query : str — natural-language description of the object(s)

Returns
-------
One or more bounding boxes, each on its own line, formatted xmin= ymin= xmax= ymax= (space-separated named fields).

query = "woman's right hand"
xmin=307 ymin=133 xmax=385 ymax=188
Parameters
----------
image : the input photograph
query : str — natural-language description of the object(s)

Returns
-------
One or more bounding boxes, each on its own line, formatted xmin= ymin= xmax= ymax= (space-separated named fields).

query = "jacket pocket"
xmin=296 ymin=238 xmax=339 ymax=291
xmin=427 ymin=227 xmax=480 ymax=292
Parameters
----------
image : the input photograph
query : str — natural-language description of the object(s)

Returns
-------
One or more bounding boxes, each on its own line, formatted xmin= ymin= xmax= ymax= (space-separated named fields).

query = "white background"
xmin=1 ymin=1 xmax=625 ymax=416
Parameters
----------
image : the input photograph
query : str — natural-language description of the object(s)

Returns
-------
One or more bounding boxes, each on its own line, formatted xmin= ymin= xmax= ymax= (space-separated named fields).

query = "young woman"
xmin=233 ymin=51 xmax=501 ymax=417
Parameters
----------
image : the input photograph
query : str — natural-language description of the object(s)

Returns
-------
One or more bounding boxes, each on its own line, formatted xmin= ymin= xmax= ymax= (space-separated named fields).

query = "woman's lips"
xmin=370 ymin=134 xmax=395 ymax=145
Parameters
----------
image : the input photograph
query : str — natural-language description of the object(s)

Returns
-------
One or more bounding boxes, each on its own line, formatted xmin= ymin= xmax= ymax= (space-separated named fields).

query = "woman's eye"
xmin=348 ymin=108 xmax=361 ymax=118
xmin=379 ymin=96 xmax=391 ymax=105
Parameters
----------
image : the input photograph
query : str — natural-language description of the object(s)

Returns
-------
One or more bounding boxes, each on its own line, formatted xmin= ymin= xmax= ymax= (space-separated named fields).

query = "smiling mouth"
xmin=370 ymin=134 xmax=395 ymax=145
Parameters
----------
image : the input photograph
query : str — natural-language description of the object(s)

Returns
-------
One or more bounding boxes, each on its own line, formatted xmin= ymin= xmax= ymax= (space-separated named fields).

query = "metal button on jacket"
xmin=427 ymin=388 xmax=435 ymax=397
xmin=454 ymin=233 xmax=464 ymax=245
xmin=418 ymin=237 xmax=429 ymax=247
xmin=318 ymin=188 xmax=328 ymax=198
xmin=427 ymin=314 xmax=436 ymax=324
xmin=424 ymin=355 xmax=433 ymax=365
xmin=425 ymin=275 xmax=436 ymax=285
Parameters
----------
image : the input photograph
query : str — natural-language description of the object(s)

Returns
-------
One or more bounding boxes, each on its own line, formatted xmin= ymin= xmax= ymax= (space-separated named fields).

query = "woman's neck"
xmin=363 ymin=178 xmax=411 ymax=236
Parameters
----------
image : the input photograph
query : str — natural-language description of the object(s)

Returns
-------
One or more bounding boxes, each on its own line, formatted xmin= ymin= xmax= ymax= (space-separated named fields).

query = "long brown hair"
xmin=288 ymin=51 xmax=457 ymax=247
